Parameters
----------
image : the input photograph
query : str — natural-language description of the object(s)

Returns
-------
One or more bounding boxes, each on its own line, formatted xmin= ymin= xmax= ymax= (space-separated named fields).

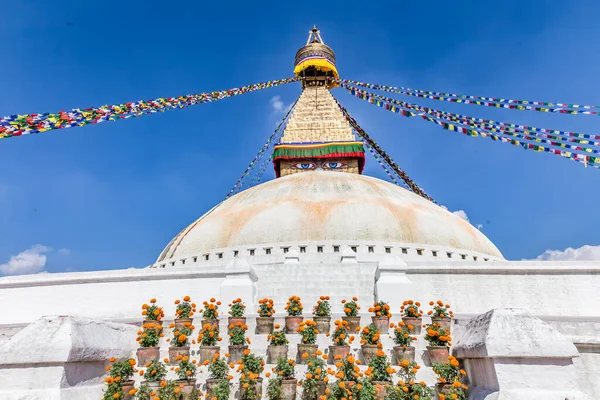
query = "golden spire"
xmin=294 ymin=25 xmax=339 ymax=86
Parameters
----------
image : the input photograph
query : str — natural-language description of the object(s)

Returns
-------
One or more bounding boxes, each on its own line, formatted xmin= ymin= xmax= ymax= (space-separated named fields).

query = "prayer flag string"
xmin=340 ymin=79 xmax=600 ymax=115
xmin=340 ymin=83 xmax=600 ymax=146
xmin=226 ymin=98 xmax=298 ymax=198
xmin=332 ymin=95 xmax=436 ymax=202
xmin=343 ymin=84 xmax=600 ymax=156
xmin=342 ymin=84 xmax=599 ymax=169
xmin=361 ymin=138 xmax=402 ymax=187
xmin=0 ymin=77 xmax=298 ymax=141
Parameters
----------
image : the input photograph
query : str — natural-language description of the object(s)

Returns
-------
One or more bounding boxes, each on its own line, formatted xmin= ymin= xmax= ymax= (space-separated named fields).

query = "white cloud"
xmin=452 ymin=209 xmax=469 ymax=222
xmin=0 ymin=245 xmax=52 ymax=276
xmin=58 ymin=248 xmax=71 ymax=255
xmin=269 ymin=96 xmax=292 ymax=114
xmin=440 ymin=206 xmax=483 ymax=231
xmin=534 ymin=245 xmax=600 ymax=261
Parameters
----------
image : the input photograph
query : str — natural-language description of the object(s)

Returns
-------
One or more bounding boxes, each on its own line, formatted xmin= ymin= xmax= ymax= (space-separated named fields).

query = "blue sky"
xmin=1 ymin=0 xmax=599 ymax=274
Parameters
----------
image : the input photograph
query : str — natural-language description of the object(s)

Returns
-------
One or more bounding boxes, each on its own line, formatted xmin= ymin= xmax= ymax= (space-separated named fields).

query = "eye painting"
xmin=322 ymin=161 xmax=346 ymax=169
xmin=293 ymin=161 xmax=316 ymax=170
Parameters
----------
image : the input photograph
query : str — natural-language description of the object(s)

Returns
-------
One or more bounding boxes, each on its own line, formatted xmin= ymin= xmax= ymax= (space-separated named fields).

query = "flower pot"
xmin=169 ymin=346 xmax=190 ymax=363
xmin=143 ymin=381 xmax=161 ymax=390
xmin=342 ymin=316 xmax=361 ymax=332
xmin=280 ymin=378 xmax=298 ymax=400
xmin=229 ymin=345 xmax=249 ymax=363
xmin=175 ymin=379 xmax=198 ymax=400
xmin=372 ymin=381 xmax=390 ymax=400
xmin=427 ymin=346 xmax=450 ymax=364
xmin=240 ymin=378 xmax=263 ymax=400
xmin=286 ymin=316 xmax=304 ymax=334
xmin=313 ymin=316 xmax=331 ymax=334
xmin=143 ymin=319 xmax=163 ymax=328
xmin=206 ymin=378 xmax=228 ymax=398
xmin=392 ymin=346 xmax=415 ymax=364
xmin=256 ymin=317 xmax=275 ymax=334
xmin=401 ymin=317 xmax=422 ymax=335
xmin=431 ymin=316 xmax=452 ymax=333
xmin=174 ymin=318 xmax=193 ymax=331
xmin=361 ymin=344 xmax=379 ymax=364
xmin=267 ymin=344 xmax=289 ymax=363
xmin=136 ymin=347 xmax=160 ymax=365
xmin=122 ymin=380 xmax=135 ymax=400
xmin=229 ymin=316 xmax=247 ymax=328
xmin=435 ymin=383 xmax=452 ymax=396
xmin=202 ymin=318 xmax=219 ymax=329
xmin=328 ymin=345 xmax=350 ymax=364
xmin=297 ymin=343 xmax=319 ymax=363
xmin=371 ymin=316 xmax=389 ymax=334
xmin=316 ymin=381 xmax=326 ymax=397
xmin=199 ymin=345 xmax=221 ymax=363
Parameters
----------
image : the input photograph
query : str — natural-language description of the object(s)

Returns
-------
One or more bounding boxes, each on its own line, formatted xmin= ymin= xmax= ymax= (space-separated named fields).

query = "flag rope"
xmin=340 ymin=79 xmax=600 ymax=115
xmin=343 ymin=84 xmax=600 ymax=155
xmin=226 ymin=98 xmax=298 ymax=198
xmin=0 ymin=77 xmax=298 ymax=140
xmin=332 ymin=95 xmax=436 ymax=202
xmin=342 ymin=84 xmax=599 ymax=169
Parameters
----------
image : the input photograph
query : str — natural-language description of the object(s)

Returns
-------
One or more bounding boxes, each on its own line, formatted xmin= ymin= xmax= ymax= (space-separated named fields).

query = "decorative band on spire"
xmin=293 ymin=56 xmax=339 ymax=80
xmin=273 ymin=141 xmax=365 ymax=177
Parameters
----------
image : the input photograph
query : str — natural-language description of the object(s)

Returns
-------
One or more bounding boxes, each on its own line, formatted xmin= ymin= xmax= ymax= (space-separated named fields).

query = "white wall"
xmin=1 ymin=259 xmax=599 ymax=326
xmin=404 ymin=261 xmax=600 ymax=317
xmin=0 ymin=267 xmax=225 ymax=326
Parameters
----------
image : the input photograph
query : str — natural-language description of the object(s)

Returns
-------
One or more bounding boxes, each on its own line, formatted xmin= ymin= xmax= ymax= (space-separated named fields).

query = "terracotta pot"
xmin=435 ymin=383 xmax=452 ymax=395
xmin=136 ymin=347 xmax=160 ymax=365
xmin=427 ymin=346 xmax=450 ymax=364
xmin=372 ymin=381 xmax=390 ymax=400
xmin=285 ymin=316 xmax=304 ymax=334
xmin=256 ymin=317 xmax=275 ymax=334
xmin=316 ymin=381 xmax=326 ymax=397
xmin=431 ymin=317 xmax=452 ymax=333
xmin=280 ymin=378 xmax=298 ymax=400
xmin=143 ymin=381 xmax=162 ymax=390
xmin=371 ymin=316 xmax=389 ymax=334
xmin=229 ymin=316 xmax=247 ymax=328
xmin=169 ymin=346 xmax=190 ymax=363
xmin=202 ymin=319 xmax=219 ymax=329
xmin=198 ymin=345 xmax=221 ymax=363
xmin=297 ymin=343 xmax=319 ymax=363
xmin=361 ymin=344 xmax=379 ymax=364
xmin=342 ymin=316 xmax=361 ymax=332
xmin=142 ymin=319 xmax=163 ymax=328
xmin=229 ymin=345 xmax=249 ymax=363
xmin=401 ymin=317 xmax=422 ymax=335
xmin=206 ymin=378 xmax=228 ymax=398
xmin=392 ymin=346 xmax=415 ymax=364
xmin=174 ymin=318 xmax=193 ymax=331
xmin=239 ymin=378 xmax=263 ymax=400
xmin=328 ymin=345 xmax=350 ymax=364
xmin=267 ymin=344 xmax=289 ymax=363
xmin=122 ymin=380 xmax=135 ymax=400
xmin=313 ymin=316 xmax=331 ymax=334
xmin=175 ymin=379 xmax=198 ymax=400
xmin=300 ymin=378 xmax=326 ymax=400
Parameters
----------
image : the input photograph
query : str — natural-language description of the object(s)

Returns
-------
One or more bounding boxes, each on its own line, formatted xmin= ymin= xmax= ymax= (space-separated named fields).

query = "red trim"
xmin=273 ymin=153 xmax=365 ymax=177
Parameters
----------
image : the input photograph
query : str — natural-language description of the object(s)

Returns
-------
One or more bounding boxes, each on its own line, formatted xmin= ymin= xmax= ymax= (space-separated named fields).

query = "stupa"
xmin=0 ymin=26 xmax=597 ymax=400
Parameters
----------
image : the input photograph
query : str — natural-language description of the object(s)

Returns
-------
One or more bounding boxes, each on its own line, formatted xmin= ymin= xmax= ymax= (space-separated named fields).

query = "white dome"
xmin=157 ymin=172 xmax=503 ymax=262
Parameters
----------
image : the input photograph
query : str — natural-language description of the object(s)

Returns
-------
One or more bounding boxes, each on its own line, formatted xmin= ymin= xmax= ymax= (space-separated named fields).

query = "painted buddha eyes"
xmin=294 ymin=162 xmax=316 ymax=170
xmin=292 ymin=161 xmax=347 ymax=170
xmin=323 ymin=162 xmax=345 ymax=169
